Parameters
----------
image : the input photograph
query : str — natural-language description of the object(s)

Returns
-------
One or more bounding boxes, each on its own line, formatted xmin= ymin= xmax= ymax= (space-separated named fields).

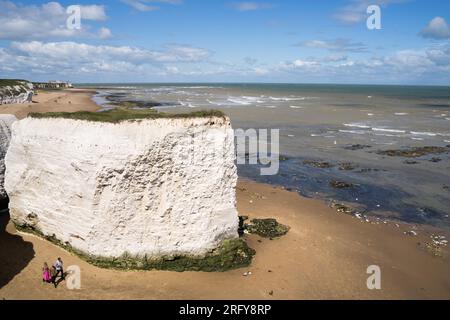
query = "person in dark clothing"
xmin=54 ymin=257 xmax=64 ymax=280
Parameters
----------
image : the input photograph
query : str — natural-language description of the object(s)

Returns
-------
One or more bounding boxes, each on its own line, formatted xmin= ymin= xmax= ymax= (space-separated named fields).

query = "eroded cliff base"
xmin=14 ymin=222 xmax=255 ymax=272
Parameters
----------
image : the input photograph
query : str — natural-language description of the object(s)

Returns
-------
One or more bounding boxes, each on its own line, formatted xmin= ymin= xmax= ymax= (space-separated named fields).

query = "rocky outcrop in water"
xmin=5 ymin=116 xmax=239 ymax=260
xmin=377 ymin=146 xmax=448 ymax=158
xmin=0 ymin=114 xmax=17 ymax=206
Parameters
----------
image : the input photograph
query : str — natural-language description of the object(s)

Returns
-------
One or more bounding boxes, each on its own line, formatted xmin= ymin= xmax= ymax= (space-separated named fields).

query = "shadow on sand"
xmin=0 ymin=204 xmax=35 ymax=289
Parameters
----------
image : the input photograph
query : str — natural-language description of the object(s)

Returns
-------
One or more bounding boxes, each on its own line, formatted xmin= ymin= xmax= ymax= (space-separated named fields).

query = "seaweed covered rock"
xmin=339 ymin=162 xmax=357 ymax=171
xmin=343 ymin=144 xmax=372 ymax=151
xmin=377 ymin=146 xmax=448 ymax=158
xmin=303 ymin=160 xmax=334 ymax=169
xmin=331 ymin=203 xmax=354 ymax=214
xmin=330 ymin=180 xmax=354 ymax=189
xmin=245 ymin=218 xmax=290 ymax=238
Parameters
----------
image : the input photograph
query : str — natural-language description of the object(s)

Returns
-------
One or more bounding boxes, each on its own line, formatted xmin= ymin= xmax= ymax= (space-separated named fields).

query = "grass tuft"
xmin=28 ymin=108 xmax=226 ymax=123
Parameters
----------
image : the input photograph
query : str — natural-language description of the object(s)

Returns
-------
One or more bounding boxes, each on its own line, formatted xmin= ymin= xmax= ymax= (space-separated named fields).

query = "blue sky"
xmin=1 ymin=0 xmax=450 ymax=84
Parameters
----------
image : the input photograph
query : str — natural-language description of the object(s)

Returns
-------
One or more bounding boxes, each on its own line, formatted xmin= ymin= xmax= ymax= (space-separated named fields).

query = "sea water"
xmin=78 ymin=83 xmax=450 ymax=227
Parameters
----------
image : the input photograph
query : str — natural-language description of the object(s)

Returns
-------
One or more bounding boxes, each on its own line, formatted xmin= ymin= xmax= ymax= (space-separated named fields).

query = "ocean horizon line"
xmin=73 ymin=82 xmax=450 ymax=88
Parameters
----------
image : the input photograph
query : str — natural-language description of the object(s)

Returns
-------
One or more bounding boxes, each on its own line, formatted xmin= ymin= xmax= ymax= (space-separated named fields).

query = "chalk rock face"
xmin=0 ymin=114 xmax=17 ymax=202
xmin=0 ymin=81 xmax=33 ymax=104
xmin=5 ymin=116 xmax=238 ymax=258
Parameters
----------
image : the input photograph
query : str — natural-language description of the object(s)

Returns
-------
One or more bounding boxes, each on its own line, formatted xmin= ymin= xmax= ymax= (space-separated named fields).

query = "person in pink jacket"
xmin=42 ymin=262 xmax=52 ymax=283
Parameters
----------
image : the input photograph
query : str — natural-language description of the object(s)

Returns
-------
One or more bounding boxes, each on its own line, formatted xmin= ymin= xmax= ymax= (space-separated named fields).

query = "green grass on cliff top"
xmin=28 ymin=108 xmax=226 ymax=123
xmin=0 ymin=79 xmax=29 ymax=87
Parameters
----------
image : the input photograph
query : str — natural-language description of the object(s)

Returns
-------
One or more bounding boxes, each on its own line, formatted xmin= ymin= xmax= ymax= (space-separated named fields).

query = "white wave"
xmin=177 ymin=86 xmax=221 ymax=89
xmin=339 ymin=130 xmax=366 ymax=135
xmin=227 ymin=98 xmax=252 ymax=105
xmin=269 ymin=96 xmax=315 ymax=101
xmin=178 ymin=100 xmax=198 ymax=108
xmin=206 ymin=99 xmax=228 ymax=106
xmin=374 ymin=133 xmax=399 ymax=137
xmin=263 ymin=105 xmax=277 ymax=108
xmin=410 ymin=131 xmax=437 ymax=137
xmin=444 ymin=140 xmax=450 ymax=143
xmin=242 ymin=96 xmax=262 ymax=101
xmin=367 ymin=113 xmax=374 ymax=116
xmin=344 ymin=123 xmax=371 ymax=129
xmin=227 ymin=96 xmax=264 ymax=105
xmin=411 ymin=137 xmax=424 ymax=141
xmin=446 ymin=118 xmax=450 ymax=121
xmin=372 ymin=128 xmax=406 ymax=133
xmin=289 ymin=106 xmax=304 ymax=109
xmin=112 ymin=86 xmax=138 ymax=90
xmin=394 ymin=113 xmax=408 ymax=116
xmin=374 ymin=141 xmax=397 ymax=145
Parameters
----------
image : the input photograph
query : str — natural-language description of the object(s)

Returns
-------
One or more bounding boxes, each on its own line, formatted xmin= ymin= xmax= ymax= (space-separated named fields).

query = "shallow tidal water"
xmin=79 ymin=83 xmax=450 ymax=227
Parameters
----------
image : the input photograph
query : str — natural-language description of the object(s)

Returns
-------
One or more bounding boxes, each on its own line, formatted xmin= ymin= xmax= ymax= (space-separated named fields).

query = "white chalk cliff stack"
xmin=5 ymin=116 xmax=239 ymax=258
xmin=0 ymin=114 xmax=17 ymax=203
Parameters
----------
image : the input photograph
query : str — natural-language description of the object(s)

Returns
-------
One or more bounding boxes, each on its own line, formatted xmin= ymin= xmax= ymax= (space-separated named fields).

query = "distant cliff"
xmin=33 ymin=81 xmax=73 ymax=89
xmin=0 ymin=80 xmax=33 ymax=104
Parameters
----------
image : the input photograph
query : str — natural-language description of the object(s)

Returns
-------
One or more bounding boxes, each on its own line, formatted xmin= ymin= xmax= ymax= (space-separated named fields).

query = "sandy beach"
xmin=0 ymin=179 xmax=449 ymax=300
xmin=0 ymin=89 xmax=99 ymax=119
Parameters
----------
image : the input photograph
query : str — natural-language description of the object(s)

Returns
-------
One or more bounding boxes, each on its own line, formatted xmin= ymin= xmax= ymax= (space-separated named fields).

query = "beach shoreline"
xmin=80 ymin=84 xmax=450 ymax=227
xmin=0 ymin=180 xmax=449 ymax=300
xmin=0 ymin=88 xmax=100 ymax=119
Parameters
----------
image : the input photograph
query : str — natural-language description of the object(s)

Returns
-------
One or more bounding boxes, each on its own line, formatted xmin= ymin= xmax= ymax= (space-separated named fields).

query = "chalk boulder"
xmin=5 ymin=116 xmax=239 ymax=258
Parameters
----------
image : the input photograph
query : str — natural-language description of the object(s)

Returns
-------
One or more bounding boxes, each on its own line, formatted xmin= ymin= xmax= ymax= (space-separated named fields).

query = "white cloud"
xmin=10 ymin=41 xmax=210 ymax=63
xmin=277 ymin=59 xmax=320 ymax=72
xmin=323 ymin=54 xmax=348 ymax=62
xmin=271 ymin=44 xmax=450 ymax=84
xmin=0 ymin=1 xmax=109 ymax=40
xmin=231 ymin=2 xmax=273 ymax=12
xmin=298 ymin=39 xmax=367 ymax=52
xmin=79 ymin=5 xmax=108 ymax=21
xmin=121 ymin=0 xmax=182 ymax=12
xmin=0 ymin=41 xmax=212 ymax=78
xmin=2 ymin=40 xmax=450 ymax=84
xmin=98 ymin=27 xmax=113 ymax=39
xmin=420 ymin=17 xmax=450 ymax=40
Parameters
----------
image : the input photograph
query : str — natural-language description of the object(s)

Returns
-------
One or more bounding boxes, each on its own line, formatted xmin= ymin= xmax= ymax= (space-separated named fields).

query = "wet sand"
xmin=0 ymin=89 xmax=99 ymax=119
xmin=1 ymin=180 xmax=449 ymax=300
